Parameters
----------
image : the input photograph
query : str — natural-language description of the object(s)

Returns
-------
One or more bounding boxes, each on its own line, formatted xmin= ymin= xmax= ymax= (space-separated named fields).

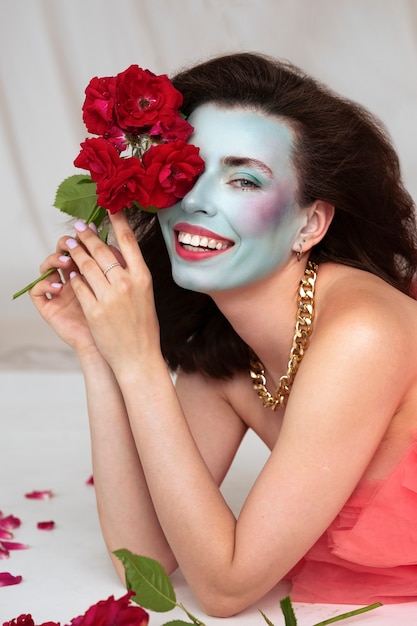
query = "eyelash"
xmin=230 ymin=177 xmax=260 ymax=191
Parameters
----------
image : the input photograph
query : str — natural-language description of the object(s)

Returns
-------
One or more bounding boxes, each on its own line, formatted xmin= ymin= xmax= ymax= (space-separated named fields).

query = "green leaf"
xmin=280 ymin=596 xmax=297 ymax=626
xmin=312 ymin=602 xmax=382 ymax=625
xmin=98 ymin=223 xmax=109 ymax=242
xmin=114 ymin=549 xmax=177 ymax=613
xmin=53 ymin=174 xmax=98 ymax=220
xmin=259 ymin=608 xmax=276 ymax=625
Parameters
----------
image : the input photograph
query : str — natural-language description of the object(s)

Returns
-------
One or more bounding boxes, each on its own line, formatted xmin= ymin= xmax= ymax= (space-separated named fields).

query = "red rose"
xmin=2 ymin=616 xmax=59 ymax=626
xmin=103 ymin=126 xmax=127 ymax=152
xmin=82 ymin=75 xmax=117 ymax=135
xmin=67 ymin=591 xmax=148 ymax=626
xmin=148 ymin=115 xmax=194 ymax=143
xmin=2 ymin=616 xmax=36 ymax=626
xmin=115 ymin=65 xmax=183 ymax=132
xmin=74 ymin=137 xmax=121 ymax=183
xmin=96 ymin=156 xmax=149 ymax=214
xmin=142 ymin=141 xmax=204 ymax=209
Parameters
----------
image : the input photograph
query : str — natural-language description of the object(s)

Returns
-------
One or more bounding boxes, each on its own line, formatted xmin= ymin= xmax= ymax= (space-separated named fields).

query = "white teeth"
xmin=181 ymin=232 xmax=192 ymax=245
xmin=178 ymin=231 xmax=229 ymax=251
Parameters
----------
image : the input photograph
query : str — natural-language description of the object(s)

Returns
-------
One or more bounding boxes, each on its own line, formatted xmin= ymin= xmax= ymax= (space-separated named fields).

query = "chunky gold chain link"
xmin=249 ymin=261 xmax=318 ymax=410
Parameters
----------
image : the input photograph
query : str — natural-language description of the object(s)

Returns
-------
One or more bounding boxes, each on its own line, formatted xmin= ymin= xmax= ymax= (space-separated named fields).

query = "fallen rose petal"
xmin=0 ymin=572 xmax=22 ymax=586
xmin=0 ymin=528 xmax=14 ymax=540
xmin=37 ymin=521 xmax=55 ymax=530
xmin=0 ymin=515 xmax=21 ymax=531
xmin=0 ymin=544 xmax=10 ymax=559
xmin=25 ymin=490 xmax=53 ymax=500
xmin=85 ymin=475 xmax=94 ymax=485
xmin=1 ymin=541 xmax=29 ymax=550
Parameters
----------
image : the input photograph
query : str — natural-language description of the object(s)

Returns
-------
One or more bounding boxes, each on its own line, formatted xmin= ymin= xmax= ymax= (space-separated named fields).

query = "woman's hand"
xmin=29 ymin=226 xmax=103 ymax=357
xmin=64 ymin=212 xmax=161 ymax=374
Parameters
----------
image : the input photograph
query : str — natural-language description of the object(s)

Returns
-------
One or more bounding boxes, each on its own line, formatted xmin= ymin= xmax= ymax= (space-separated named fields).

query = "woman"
xmin=30 ymin=53 xmax=417 ymax=616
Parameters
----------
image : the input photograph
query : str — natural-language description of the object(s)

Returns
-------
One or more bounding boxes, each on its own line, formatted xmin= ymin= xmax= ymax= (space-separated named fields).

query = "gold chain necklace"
xmin=249 ymin=261 xmax=318 ymax=411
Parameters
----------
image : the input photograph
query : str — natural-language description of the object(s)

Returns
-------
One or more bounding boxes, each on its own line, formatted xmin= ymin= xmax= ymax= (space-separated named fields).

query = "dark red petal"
xmin=25 ymin=490 xmax=53 ymax=500
xmin=0 ymin=572 xmax=22 ymax=586
xmin=1 ymin=541 xmax=29 ymax=550
xmin=0 ymin=515 xmax=21 ymax=531
xmin=37 ymin=521 xmax=55 ymax=531
xmin=0 ymin=544 xmax=10 ymax=559
xmin=2 ymin=615 xmax=35 ymax=626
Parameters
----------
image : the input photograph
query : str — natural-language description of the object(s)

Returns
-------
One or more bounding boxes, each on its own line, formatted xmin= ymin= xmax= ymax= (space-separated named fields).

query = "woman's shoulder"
xmin=316 ymin=263 xmax=417 ymax=339
xmin=309 ymin=262 xmax=417 ymax=407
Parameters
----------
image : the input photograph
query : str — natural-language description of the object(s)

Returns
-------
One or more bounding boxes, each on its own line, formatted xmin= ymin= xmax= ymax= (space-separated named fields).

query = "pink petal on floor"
xmin=25 ymin=490 xmax=53 ymax=500
xmin=1 ymin=541 xmax=29 ymax=550
xmin=37 ymin=521 xmax=55 ymax=530
xmin=0 ymin=544 xmax=10 ymax=559
xmin=0 ymin=529 xmax=14 ymax=540
xmin=0 ymin=515 xmax=21 ymax=531
xmin=0 ymin=572 xmax=22 ymax=586
xmin=86 ymin=475 xmax=94 ymax=485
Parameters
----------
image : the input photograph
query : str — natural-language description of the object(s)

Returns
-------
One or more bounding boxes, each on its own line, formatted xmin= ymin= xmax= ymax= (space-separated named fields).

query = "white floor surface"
xmin=1 ymin=370 xmax=416 ymax=625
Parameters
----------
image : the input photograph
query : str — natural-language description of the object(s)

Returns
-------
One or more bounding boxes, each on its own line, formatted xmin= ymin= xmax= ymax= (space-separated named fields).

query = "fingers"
xmin=29 ymin=268 xmax=63 ymax=299
xmin=39 ymin=251 xmax=73 ymax=279
xmin=65 ymin=220 xmax=126 ymax=301
xmin=71 ymin=220 xmax=124 ymax=274
xmin=108 ymin=212 xmax=146 ymax=270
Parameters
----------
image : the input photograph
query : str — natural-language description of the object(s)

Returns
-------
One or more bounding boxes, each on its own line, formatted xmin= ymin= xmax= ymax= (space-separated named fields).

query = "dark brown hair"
xmin=132 ymin=52 xmax=417 ymax=377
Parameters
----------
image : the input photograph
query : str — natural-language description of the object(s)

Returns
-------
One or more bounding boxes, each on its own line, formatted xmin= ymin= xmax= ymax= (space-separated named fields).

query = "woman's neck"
xmin=209 ymin=260 xmax=308 ymax=381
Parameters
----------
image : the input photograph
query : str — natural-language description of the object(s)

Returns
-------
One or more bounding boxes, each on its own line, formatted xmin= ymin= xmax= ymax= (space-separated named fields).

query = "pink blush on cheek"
xmin=237 ymin=197 xmax=295 ymax=237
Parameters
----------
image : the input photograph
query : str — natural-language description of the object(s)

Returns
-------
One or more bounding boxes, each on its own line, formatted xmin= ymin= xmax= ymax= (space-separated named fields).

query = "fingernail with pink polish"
xmin=59 ymin=255 xmax=71 ymax=263
xmin=74 ymin=220 xmax=87 ymax=232
xmin=66 ymin=238 xmax=78 ymax=249
xmin=70 ymin=271 xmax=78 ymax=279
xmin=51 ymin=282 xmax=62 ymax=289
xmin=88 ymin=222 xmax=98 ymax=234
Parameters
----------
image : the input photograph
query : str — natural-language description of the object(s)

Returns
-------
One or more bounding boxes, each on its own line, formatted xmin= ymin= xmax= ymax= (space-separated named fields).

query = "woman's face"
xmin=157 ymin=104 xmax=307 ymax=293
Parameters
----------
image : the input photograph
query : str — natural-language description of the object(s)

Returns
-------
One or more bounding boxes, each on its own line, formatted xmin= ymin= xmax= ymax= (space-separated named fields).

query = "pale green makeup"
xmin=157 ymin=104 xmax=307 ymax=293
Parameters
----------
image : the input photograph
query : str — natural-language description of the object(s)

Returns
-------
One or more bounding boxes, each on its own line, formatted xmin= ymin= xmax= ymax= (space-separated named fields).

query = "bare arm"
xmin=82 ymin=354 xmax=247 ymax=579
xmin=67 ymin=213 xmax=412 ymax=617
xmin=29 ymin=229 xmax=247 ymax=579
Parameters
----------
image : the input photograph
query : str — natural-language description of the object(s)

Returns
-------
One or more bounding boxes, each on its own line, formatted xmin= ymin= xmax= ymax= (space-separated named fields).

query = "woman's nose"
xmin=181 ymin=172 xmax=217 ymax=216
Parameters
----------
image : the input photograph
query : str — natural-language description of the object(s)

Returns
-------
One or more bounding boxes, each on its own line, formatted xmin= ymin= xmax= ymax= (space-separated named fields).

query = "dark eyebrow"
xmin=222 ymin=156 xmax=273 ymax=178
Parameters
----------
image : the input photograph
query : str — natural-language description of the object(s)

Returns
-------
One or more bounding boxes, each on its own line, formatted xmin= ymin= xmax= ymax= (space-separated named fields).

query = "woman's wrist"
xmin=77 ymin=345 xmax=113 ymax=373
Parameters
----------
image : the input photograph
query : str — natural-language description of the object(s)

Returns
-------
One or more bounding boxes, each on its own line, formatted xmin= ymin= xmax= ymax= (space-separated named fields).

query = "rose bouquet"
xmin=13 ymin=64 xmax=204 ymax=299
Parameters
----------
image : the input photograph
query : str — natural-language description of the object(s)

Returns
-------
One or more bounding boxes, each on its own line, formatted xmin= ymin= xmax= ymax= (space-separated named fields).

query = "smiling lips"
xmin=174 ymin=223 xmax=234 ymax=260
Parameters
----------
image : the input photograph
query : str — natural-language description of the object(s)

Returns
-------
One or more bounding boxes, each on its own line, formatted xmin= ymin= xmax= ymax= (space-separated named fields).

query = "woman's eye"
xmin=230 ymin=177 xmax=260 ymax=190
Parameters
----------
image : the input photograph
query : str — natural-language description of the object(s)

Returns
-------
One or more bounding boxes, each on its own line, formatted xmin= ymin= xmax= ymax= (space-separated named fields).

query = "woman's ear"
xmin=292 ymin=200 xmax=335 ymax=254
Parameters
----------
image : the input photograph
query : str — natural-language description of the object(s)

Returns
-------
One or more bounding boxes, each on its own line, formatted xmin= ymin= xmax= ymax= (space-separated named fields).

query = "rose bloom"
xmin=73 ymin=138 xmax=121 ymax=183
xmin=96 ymin=156 xmax=149 ymax=214
xmin=103 ymin=126 xmax=127 ymax=152
xmin=68 ymin=592 xmax=148 ymax=626
xmin=142 ymin=141 xmax=205 ymax=209
xmin=115 ymin=65 xmax=183 ymax=131
xmin=82 ymin=75 xmax=117 ymax=135
xmin=148 ymin=115 xmax=194 ymax=143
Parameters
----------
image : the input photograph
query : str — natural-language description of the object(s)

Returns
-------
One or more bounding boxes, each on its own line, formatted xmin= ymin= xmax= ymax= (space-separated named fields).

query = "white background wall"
xmin=1 ymin=0 xmax=416 ymax=367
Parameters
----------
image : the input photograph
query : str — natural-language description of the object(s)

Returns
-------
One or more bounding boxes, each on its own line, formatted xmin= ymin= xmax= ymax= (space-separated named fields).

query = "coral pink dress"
xmin=285 ymin=439 xmax=417 ymax=604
